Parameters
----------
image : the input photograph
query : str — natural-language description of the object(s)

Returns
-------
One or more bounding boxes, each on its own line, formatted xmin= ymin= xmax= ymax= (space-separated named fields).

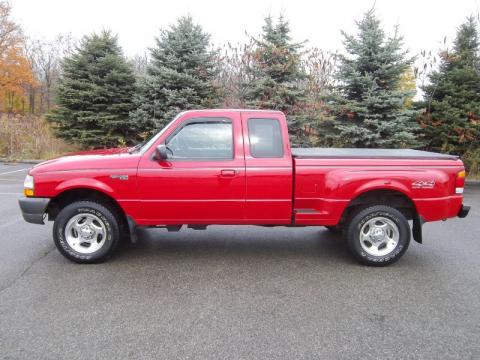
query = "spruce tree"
xmin=130 ymin=16 xmax=217 ymax=134
xmin=48 ymin=31 xmax=137 ymax=147
xmin=243 ymin=16 xmax=308 ymax=144
xmin=420 ymin=16 xmax=480 ymax=155
xmin=328 ymin=9 xmax=420 ymax=148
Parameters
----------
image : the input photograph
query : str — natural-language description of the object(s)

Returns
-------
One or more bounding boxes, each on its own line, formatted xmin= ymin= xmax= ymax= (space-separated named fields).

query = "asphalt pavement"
xmin=0 ymin=162 xmax=479 ymax=359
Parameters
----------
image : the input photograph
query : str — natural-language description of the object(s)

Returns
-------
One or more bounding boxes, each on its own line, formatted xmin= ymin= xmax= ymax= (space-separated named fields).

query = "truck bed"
xmin=292 ymin=148 xmax=459 ymax=160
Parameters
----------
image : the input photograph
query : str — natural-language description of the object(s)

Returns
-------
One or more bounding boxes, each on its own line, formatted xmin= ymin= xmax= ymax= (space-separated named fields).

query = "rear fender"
xmin=351 ymin=179 xmax=413 ymax=200
xmin=348 ymin=180 xmax=424 ymax=243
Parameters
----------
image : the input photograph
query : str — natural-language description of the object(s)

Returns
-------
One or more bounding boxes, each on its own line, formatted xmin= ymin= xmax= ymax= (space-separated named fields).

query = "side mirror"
xmin=154 ymin=144 xmax=168 ymax=161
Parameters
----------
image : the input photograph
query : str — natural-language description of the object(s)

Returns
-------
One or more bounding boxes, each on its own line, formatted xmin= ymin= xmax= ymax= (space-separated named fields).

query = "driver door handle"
xmin=220 ymin=169 xmax=237 ymax=178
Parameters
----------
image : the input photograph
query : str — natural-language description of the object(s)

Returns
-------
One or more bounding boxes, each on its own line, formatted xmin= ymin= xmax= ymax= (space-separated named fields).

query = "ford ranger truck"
xmin=18 ymin=109 xmax=470 ymax=266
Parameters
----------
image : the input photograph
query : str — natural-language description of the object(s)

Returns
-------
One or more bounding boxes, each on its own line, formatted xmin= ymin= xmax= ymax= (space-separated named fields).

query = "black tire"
xmin=53 ymin=201 xmax=121 ymax=263
xmin=345 ymin=205 xmax=410 ymax=266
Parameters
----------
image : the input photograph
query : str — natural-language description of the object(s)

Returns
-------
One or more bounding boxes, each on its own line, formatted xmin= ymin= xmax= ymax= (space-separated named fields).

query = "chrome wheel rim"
xmin=65 ymin=213 xmax=107 ymax=254
xmin=359 ymin=216 xmax=399 ymax=257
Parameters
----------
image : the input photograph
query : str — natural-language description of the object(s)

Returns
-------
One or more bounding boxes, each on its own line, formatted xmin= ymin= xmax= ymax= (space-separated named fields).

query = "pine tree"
xmin=130 ymin=16 xmax=217 ymax=134
xmin=242 ymin=16 xmax=308 ymax=144
xmin=47 ymin=31 xmax=136 ymax=148
xmin=327 ymin=9 xmax=420 ymax=148
xmin=420 ymin=16 xmax=480 ymax=155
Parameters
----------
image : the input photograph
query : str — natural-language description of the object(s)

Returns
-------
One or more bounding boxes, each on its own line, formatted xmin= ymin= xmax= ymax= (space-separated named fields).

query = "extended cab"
xmin=19 ymin=109 xmax=470 ymax=265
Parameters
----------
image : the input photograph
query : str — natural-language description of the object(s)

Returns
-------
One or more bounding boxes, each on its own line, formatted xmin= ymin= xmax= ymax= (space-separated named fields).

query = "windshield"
xmin=134 ymin=115 xmax=180 ymax=154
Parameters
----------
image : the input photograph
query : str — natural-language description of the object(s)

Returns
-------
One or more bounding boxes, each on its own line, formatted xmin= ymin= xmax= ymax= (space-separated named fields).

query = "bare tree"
xmin=26 ymin=34 xmax=75 ymax=113
xmin=129 ymin=52 xmax=149 ymax=77
xmin=302 ymin=47 xmax=337 ymax=111
xmin=213 ymin=39 xmax=256 ymax=107
xmin=0 ymin=1 xmax=22 ymax=56
xmin=414 ymin=49 xmax=438 ymax=91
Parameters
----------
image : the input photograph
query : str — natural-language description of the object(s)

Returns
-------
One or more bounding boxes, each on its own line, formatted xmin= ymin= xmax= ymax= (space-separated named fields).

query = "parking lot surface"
xmin=0 ymin=162 xmax=479 ymax=359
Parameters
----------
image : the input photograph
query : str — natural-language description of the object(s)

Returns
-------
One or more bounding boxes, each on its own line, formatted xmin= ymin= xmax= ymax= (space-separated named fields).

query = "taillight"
xmin=455 ymin=170 xmax=465 ymax=194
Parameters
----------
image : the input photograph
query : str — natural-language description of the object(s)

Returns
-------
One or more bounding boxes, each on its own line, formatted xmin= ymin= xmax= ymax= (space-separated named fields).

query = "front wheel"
xmin=53 ymin=201 xmax=121 ymax=263
xmin=346 ymin=205 xmax=410 ymax=266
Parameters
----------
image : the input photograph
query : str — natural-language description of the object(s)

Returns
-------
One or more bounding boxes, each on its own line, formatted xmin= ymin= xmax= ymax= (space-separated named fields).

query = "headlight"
xmin=24 ymin=174 xmax=34 ymax=197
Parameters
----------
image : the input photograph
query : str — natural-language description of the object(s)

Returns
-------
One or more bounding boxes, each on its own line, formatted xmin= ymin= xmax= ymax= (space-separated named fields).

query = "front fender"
xmin=54 ymin=177 xmax=115 ymax=196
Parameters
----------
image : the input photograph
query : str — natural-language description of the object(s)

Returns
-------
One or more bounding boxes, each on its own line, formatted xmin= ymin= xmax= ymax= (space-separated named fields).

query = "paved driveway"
xmin=0 ymin=163 xmax=479 ymax=359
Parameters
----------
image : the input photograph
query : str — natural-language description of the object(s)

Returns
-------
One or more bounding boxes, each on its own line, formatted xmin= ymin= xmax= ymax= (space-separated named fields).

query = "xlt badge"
xmin=110 ymin=174 xmax=129 ymax=181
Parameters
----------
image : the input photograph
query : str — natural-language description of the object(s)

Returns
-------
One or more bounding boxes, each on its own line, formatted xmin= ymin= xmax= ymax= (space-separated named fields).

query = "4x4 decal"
xmin=412 ymin=180 xmax=435 ymax=189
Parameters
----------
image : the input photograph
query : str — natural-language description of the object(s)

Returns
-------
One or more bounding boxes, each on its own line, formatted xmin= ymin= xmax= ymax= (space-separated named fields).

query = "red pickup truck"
xmin=19 ymin=109 xmax=470 ymax=266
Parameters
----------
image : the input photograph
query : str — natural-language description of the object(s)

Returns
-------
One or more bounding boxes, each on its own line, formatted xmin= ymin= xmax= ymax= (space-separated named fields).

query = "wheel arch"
xmin=341 ymin=188 xmax=418 ymax=224
xmin=47 ymin=187 xmax=127 ymax=224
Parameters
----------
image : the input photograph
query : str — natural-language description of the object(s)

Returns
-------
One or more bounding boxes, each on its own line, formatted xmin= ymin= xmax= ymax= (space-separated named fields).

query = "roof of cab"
xmin=180 ymin=109 xmax=284 ymax=115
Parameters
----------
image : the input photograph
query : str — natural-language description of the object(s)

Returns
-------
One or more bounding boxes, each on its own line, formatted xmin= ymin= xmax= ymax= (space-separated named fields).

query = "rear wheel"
xmin=53 ymin=201 xmax=121 ymax=263
xmin=345 ymin=205 xmax=410 ymax=266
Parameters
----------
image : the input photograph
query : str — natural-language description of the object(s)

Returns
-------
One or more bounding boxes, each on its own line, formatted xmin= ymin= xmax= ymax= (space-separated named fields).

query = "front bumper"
xmin=18 ymin=197 xmax=50 ymax=224
xmin=458 ymin=204 xmax=470 ymax=218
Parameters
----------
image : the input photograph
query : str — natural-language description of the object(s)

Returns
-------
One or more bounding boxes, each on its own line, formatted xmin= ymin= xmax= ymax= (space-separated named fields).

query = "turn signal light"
xmin=24 ymin=188 xmax=34 ymax=197
xmin=455 ymin=170 xmax=466 ymax=194
xmin=23 ymin=174 xmax=34 ymax=197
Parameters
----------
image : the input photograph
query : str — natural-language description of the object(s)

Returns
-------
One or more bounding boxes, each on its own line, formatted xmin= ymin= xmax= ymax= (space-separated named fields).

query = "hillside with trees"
xmin=0 ymin=1 xmax=479 ymax=176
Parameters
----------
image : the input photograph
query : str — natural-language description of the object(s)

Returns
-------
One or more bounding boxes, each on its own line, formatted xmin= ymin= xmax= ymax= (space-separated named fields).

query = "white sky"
xmin=10 ymin=0 xmax=480 ymax=58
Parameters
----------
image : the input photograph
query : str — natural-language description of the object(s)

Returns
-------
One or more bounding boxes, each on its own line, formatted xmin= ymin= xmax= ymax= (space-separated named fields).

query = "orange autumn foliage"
xmin=0 ymin=46 xmax=36 ymax=111
xmin=0 ymin=1 xmax=36 ymax=113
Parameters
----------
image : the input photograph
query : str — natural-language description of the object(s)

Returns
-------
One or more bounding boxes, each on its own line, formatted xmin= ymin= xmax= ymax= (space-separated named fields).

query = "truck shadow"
xmin=115 ymin=226 xmax=354 ymax=265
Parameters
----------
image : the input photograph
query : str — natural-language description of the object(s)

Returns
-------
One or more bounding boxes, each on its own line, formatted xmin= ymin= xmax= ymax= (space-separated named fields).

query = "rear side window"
xmin=248 ymin=118 xmax=284 ymax=158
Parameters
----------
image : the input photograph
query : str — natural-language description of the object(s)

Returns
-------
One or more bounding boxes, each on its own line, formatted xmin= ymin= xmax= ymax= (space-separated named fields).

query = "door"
xmin=137 ymin=111 xmax=246 ymax=225
xmin=241 ymin=111 xmax=293 ymax=224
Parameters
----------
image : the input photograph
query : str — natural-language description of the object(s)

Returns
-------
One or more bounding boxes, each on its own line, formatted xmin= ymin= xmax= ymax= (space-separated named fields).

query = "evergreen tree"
xmin=327 ymin=9 xmax=420 ymax=148
xmin=420 ymin=16 xmax=480 ymax=155
xmin=130 ymin=16 xmax=217 ymax=134
xmin=242 ymin=16 xmax=308 ymax=144
xmin=48 ymin=31 xmax=136 ymax=147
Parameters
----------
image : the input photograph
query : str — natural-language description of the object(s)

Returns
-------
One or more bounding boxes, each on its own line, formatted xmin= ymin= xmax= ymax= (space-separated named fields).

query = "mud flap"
xmin=126 ymin=216 xmax=138 ymax=244
xmin=412 ymin=213 xmax=424 ymax=244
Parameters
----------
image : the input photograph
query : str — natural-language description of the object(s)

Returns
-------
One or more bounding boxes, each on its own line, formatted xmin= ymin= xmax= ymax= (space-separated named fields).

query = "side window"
xmin=166 ymin=118 xmax=233 ymax=160
xmin=248 ymin=118 xmax=284 ymax=158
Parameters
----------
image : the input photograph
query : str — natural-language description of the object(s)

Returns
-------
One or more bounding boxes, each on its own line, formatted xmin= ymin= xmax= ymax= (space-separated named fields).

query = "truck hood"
xmin=30 ymin=147 xmax=141 ymax=174
xmin=67 ymin=147 xmax=132 ymax=156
